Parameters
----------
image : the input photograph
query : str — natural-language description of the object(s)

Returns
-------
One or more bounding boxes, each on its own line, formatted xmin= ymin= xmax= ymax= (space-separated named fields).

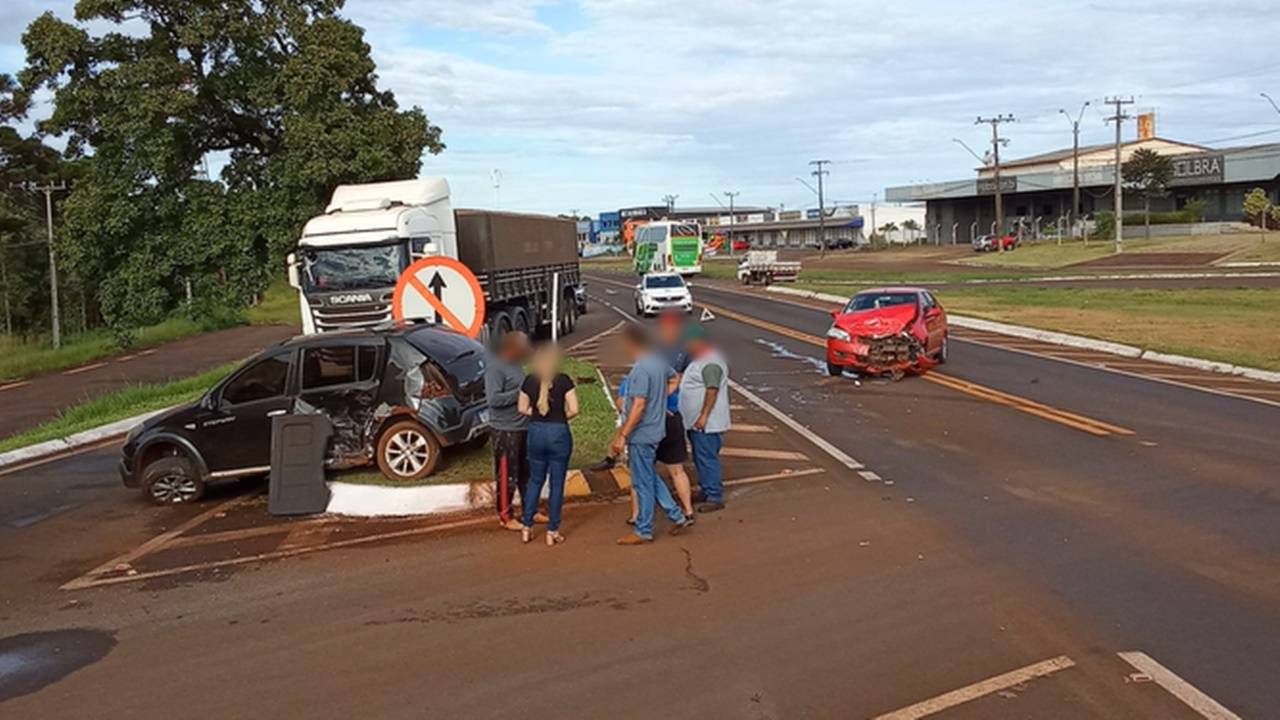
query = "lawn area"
xmin=331 ymin=357 xmax=617 ymax=486
xmin=0 ymin=278 xmax=297 ymax=382
xmin=0 ymin=362 xmax=238 ymax=453
xmin=958 ymin=234 xmax=1276 ymax=269
xmin=799 ymin=282 xmax=1280 ymax=371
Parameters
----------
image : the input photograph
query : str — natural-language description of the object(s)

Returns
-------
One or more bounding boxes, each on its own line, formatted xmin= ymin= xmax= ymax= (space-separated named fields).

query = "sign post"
xmin=392 ymin=256 xmax=486 ymax=338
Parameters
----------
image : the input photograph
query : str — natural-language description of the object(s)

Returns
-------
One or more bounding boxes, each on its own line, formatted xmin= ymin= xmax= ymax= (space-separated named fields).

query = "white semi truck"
xmin=288 ymin=179 xmax=585 ymax=339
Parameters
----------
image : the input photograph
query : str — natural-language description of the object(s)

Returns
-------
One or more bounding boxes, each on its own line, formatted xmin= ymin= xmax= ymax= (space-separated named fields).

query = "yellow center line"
xmin=695 ymin=299 xmax=1135 ymax=438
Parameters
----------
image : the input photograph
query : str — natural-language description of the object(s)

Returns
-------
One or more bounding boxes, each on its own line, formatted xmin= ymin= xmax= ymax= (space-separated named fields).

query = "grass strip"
xmin=0 ymin=362 xmax=239 ymax=453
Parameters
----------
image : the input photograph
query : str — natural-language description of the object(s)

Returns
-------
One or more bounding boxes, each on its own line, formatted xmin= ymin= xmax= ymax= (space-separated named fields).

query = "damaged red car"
xmin=825 ymin=287 xmax=948 ymax=378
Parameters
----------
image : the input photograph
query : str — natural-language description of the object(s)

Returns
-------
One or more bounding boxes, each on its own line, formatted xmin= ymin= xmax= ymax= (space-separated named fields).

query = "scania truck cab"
xmin=289 ymin=179 xmax=454 ymax=334
xmin=289 ymin=179 xmax=585 ymax=339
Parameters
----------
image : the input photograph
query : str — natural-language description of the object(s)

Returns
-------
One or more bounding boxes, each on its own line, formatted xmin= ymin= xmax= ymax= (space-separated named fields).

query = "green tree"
xmin=19 ymin=0 xmax=443 ymax=342
xmin=1121 ymin=148 xmax=1174 ymax=241
xmin=1 ymin=73 xmax=71 ymax=338
xmin=901 ymin=218 xmax=921 ymax=243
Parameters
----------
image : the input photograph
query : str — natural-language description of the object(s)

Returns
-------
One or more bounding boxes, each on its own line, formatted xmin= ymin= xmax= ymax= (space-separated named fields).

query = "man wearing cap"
xmin=678 ymin=324 xmax=731 ymax=513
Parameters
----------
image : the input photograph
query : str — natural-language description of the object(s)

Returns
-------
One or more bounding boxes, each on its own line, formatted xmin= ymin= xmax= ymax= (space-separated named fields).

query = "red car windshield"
xmin=844 ymin=292 xmax=918 ymax=312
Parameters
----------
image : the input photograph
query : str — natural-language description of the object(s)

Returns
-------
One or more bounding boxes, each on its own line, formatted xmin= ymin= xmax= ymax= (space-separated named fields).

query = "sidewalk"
xmin=0 ymin=324 xmax=298 ymax=440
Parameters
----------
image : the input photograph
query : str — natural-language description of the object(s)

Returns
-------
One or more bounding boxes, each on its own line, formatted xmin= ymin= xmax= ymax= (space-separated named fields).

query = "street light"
xmin=1262 ymin=92 xmax=1280 ymax=117
xmin=1059 ymin=101 xmax=1090 ymax=242
xmin=951 ymin=138 xmax=988 ymax=166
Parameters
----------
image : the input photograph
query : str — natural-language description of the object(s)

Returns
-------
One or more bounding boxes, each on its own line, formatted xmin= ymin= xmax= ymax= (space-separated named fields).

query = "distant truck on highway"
xmin=288 ymin=179 xmax=586 ymax=340
xmin=737 ymin=250 xmax=801 ymax=285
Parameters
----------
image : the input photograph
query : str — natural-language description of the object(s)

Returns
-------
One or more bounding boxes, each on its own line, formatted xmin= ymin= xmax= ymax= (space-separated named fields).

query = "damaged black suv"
xmin=119 ymin=325 xmax=488 ymax=504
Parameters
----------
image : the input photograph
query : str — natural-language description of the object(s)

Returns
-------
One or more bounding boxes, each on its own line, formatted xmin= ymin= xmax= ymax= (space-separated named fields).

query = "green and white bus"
xmin=632 ymin=221 xmax=703 ymax=276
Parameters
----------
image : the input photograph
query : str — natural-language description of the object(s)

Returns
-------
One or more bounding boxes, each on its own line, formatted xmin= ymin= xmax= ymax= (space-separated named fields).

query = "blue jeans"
xmin=688 ymin=430 xmax=724 ymax=503
xmin=523 ymin=422 xmax=573 ymax=531
xmin=628 ymin=442 xmax=686 ymax=538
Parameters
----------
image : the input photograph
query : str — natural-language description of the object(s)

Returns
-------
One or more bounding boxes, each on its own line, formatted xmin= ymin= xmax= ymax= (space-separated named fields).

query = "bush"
xmin=183 ymin=296 xmax=247 ymax=332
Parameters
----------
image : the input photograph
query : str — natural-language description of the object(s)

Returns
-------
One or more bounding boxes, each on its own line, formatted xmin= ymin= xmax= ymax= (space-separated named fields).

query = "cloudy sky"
xmin=5 ymin=1 xmax=1280 ymax=216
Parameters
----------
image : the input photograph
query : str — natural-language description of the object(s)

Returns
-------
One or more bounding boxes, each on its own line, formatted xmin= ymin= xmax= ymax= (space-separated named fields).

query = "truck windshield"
xmin=302 ymin=244 xmax=405 ymax=291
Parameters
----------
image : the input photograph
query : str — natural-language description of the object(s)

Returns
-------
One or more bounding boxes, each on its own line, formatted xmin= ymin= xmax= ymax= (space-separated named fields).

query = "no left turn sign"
xmin=391 ymin=256 xmax=486 ymax=338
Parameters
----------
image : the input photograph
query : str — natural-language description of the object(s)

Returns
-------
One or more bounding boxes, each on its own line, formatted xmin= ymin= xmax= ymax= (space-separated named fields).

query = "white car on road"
xmin=634 ymin=272 xmax=693 ymax=317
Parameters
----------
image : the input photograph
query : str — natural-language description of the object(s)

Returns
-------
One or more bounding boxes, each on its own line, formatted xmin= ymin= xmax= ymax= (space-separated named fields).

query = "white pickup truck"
xmin=737 ymin=251 xmax=801 ymax=285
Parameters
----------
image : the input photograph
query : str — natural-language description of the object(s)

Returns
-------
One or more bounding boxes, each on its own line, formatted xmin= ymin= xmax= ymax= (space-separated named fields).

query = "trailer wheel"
xmin=491 ymin=310 xmax=513 ymax=346
xmin=511 ymin=307 xmax=530 ymax=336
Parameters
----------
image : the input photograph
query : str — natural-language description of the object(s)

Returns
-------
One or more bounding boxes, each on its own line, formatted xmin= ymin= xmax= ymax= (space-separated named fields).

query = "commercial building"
xmin=885 ymin=130 xmax=1280 ymax=243
xmin=606 ymin=203 xmax=869 ymax=248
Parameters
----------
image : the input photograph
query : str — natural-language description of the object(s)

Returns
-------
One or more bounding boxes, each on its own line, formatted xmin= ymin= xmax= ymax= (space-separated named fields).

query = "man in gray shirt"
xmin=611 ymin=323 xmax=692 ymax=544
xmin=486 ymin=331 xmax=533 ymax=530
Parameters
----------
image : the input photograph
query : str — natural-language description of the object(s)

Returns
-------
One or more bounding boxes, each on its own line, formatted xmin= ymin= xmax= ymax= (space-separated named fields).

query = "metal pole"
xmin=43 ymin=187 xmax=62 ymax=349
xmin=551 ymin=272 xmax=560 ymax=343
xmin=724 ymin=191 xmax=739 ymax=257
xmin=977 ymin=114 xmax=1015 ymax=253
xmin=1105 ymin=96 xmax=1133 ymax=254
xmin=810 ymin=160 xmax=830 ymax=259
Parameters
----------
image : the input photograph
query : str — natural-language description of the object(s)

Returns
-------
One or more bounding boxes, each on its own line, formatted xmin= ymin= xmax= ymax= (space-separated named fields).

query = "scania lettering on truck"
xmin=288 ymin=179 xmax=586 ymax=340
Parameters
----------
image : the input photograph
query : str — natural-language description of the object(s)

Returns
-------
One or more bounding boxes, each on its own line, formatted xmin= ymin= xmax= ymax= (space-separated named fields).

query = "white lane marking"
xmin=858 ymin=470 xmax=882 ymax=482
xmin=62 ymin=493 xmax=256 ymax=590
xmin=724 ymin=467 xmax=825 ymax=487
xmin=589 ymin=288 xmax=868 ymax=473
xmin=1117 ymin=651 xmax=1242 ymax=720
xmin=62 ymin=361 xmax=108 ymax=376
xmin=871 ymin=655 xmax=1076 ymax=720
xmin=957 ymin=334 xmax=1280 ymax=410
xmin=593 ymin=273 xmax=1280 ymax=410
xmin=728 ymin=380 xmax=864 ymax=471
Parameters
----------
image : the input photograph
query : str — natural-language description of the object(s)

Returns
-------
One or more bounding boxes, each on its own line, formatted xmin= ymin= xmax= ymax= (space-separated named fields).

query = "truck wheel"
xmin=512 ymin=308 xmax=530 ymax=336
xmin=492 ymin=310 xmax=513 ymax=344
xmin=142 ymin=455 xmax=205 ymax=505
xmin=376 ymin=419 xmax=441 ymax=481
xmin=566 ymin=300 xmax=578 ymax=334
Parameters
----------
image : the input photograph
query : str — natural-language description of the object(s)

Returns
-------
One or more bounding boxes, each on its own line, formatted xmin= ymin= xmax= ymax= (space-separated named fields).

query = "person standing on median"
xmin=518 ymin=344 xmax=578 ymax=547
xmin=680 ymin=324 xmax=731 ymax=513
xmin=485 ymin=331 xmax=544 ymax=531
xmin=611 ymin=323 xmax=694 ymax=545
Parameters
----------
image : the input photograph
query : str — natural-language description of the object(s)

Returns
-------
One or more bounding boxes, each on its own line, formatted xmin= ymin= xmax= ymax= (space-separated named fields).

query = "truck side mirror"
xmin=286 ymin=252 xmax=300 ymax=289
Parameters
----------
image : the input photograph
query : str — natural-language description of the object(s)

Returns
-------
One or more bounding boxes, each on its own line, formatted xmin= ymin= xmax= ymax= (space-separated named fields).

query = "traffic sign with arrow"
xmin=391 ymin=256 xmax=486 ymax=337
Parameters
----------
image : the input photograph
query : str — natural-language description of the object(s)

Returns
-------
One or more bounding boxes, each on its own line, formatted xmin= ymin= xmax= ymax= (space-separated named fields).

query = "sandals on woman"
xmin=545 ymin=531 xmax=565 ymax=546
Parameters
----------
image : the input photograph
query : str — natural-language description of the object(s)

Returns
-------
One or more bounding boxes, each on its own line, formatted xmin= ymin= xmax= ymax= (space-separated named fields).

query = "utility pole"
xmin=1104 ymin=96 xmax=1134 ymax=253
xmin=662 ymin=194 xmax=679 ymax=217
xmin=809 ymin=160 xmax=830 ymax=259
xmin=975 ymin=115 xmax=1015 ymax=252
xmin=12 ymin=180 xmax=69 ymax=349
xmin=1059 ymin=102 xmax=1090 ymax=243
xmin=723 ymin=191 xmax=740 ymax=256
xmin=871 ymin=192 xmax=878 ymax=245
xmin=0 ymin=234 xmax=11 ymax=335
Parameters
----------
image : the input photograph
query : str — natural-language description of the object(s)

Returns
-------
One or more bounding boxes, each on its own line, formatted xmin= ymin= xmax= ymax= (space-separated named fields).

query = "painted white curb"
xmin=945 ymin=316 xmax=1143 ymax=358
xmin=0 ymin=407 xmax=172 ymax=472
xmin=326 ymin=481 xmax=475 ymax=517
xmin=764 ymin=285 xmax=1280 ymax=384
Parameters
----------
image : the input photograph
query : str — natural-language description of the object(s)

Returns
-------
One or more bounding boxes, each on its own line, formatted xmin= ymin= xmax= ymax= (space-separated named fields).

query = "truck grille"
xmin=312 ymin=301 xmax=393 ymax=332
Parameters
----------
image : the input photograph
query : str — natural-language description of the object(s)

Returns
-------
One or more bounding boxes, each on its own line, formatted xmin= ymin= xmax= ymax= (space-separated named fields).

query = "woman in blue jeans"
xmin=518 ymin=344 xmax=578 ymax=546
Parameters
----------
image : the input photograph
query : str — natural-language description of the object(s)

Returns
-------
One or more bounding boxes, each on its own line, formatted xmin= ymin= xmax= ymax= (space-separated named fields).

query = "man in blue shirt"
xmin=610 ymin=323 xmax=692 ymax=544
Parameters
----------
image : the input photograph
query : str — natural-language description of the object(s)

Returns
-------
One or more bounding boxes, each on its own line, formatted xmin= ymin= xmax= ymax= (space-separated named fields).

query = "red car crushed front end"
xmin=825 ymin=295 xmax=942 ymax=378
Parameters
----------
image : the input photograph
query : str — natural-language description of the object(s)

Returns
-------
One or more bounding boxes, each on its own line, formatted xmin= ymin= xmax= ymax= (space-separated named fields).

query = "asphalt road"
xmin=1 ymin=275 xmax=1276 ymax=718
